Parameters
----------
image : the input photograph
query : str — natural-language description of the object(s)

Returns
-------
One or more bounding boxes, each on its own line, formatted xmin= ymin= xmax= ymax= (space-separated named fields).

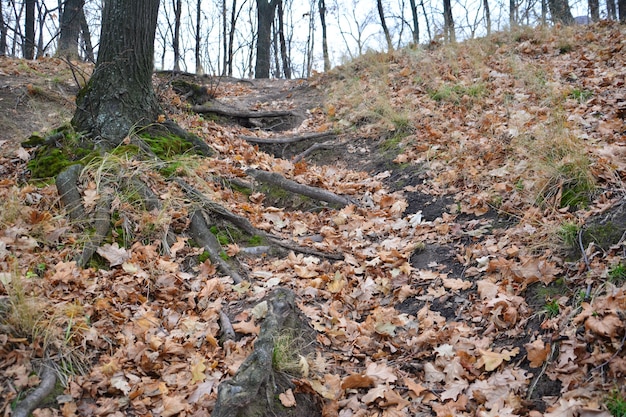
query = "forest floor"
xmin=1 ymin=21 xmax=626 ymax=417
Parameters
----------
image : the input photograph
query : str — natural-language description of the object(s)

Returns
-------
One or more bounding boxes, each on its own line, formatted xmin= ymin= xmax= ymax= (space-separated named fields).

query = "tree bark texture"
xmin=377 ymin=0 xmax=393 ymax=51
xmin=72 ymin=0 xmax=162 ymax=146
xmin=277 ymin=0 xmax=291 ymax=78
xmin=319 ymin=0 xmax=330 ymax=71
xmin=255 ymin=0 xmax=278 ymax=78
xmin=172 ymin=0 xmax=182 ymax=71
xmin=24 ymin=0 xmax=35 ymax=59
xmin=57 ymin=0 xmax=84 ymax=59
xmin=79 ymin=6 xmax=95 ymax=62
xmin=619 ymin=0 xmax=626 ymax=22
xmin=442 ymin=0 xmax=455 ymax=42
xmin=0 ymin=0 xmax=7 ymax=56
xmin=409 ymin=0 xmax=419 ymax=44
xmin=547 ymin=0 xmax=574 ymax=23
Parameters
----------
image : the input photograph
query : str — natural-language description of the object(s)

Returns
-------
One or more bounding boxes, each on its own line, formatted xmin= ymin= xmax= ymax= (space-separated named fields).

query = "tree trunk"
xmin=79 ymin=6 xmax=95 ymax=62
xmin=57 ymin=0 xmax=84 ymax=59
xmin=619 ymin=0 xmax=626 ymax=22
xmin=24 ymin=0 xmax=35 ymax=59
xmin=377 ymin=0 xmax=393 ymax=51
xmin=196 ymin=0 xmax=203 ymax=74
xmin=420 ymin=0 xmax=431 ymax=41
xmin=607 ymin=0 xmax=616 ymax=20
xmin=510 ymin=0 xmax=516 ymax=26
xmin=277 ymin=0 xmax=290 ymax=78
xmin=588 ymin=0 xmax=599 ymax=20
xmin=255 ymin=0 xmax=278 ymax=78
xmin=547 ymin=0 xmax=574 ymax=23
xmin=227 ymin=0 xmax=239 ymax=76
xmin=172 ymin=0 xmax=182 ymax=71
xmin=0 ymin=0 xmax=7 ymax=56
xmin=72 ymin=0 xmax=161 ymax=147
xmin=318 ymin=0 xmax=330 ymax=71
xmin=409 ymin=0 xmax=419 ymax=45
xmin=484 ymin=0 xmax=491 ymax=34
xmin=442 ymin=0 xmax=455 ymax=42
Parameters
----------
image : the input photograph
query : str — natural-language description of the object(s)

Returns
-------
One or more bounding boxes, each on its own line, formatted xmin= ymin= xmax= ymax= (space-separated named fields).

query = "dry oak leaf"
xmin=279 ymin=389 xmax=297 ymax=407
xmin=362 ymin=385 xmax=388 ymax=404
xmin=97 ymin=242 xmax=130 ymax=266
xmin=525 ymin=339 xmax=551 ymax=368
xmin=191 ymin=358 xmax=207 ymax=383
xmin=157 ymin=395 xmax=188 ymax=417
xmin=341 ymin=374 xmax=376 ymax=390
xmin=366 ymin=361 xmax=398 ymax=383
xmin=584 ymin=313 xmax=623 ymax=338
xmin=232 ymin=318 xmax=260 ymax=335
xmin=477 ymin=347 xmax=519 ymax=371
xmin=403 ymin=377 xmax=427 ymax=397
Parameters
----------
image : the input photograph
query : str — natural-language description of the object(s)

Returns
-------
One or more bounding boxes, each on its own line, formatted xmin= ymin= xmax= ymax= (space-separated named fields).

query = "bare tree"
xmin=510 ymin=0 xmax=517 ymax=26
xmin=408 ymin=0 xmax=419 ymax=44
xmin=619 ymin=0 xmax=625 ymax=22
xmin=276 ymin=0 xmax=290 ymax=78
xmin=318 ymin=0 xmax=330 ymax=71
xmin=483 ymin=0 xmax=491 ymax=34
xmin=172 ymin=0 xmax=182 ymax=71
xmin=607 ymin=0 xmax=616 ymax=19
xmin=195 ymin=0 xmax=203 ymax=73
xmin=24 ymin=0 xmax=35 ymax=59
xmin=57 ymin=0 xmax=84 ymax=59
xmin=443 ymin=0 xmax=455 ymax=42
xmin=376 ymin=0 xmax=393 ymax=51
xmin=78 ymin=5 xmax=94 ymax=61
xmin=588 ymin=0 xmax=599 ymax=20
xmin=0 ymin=0 xmax=7 ymax=56
xmin=255 ymin=0 xmax=279 ymax=78
xmin=547 ymin=0 xmax=573 ymax=23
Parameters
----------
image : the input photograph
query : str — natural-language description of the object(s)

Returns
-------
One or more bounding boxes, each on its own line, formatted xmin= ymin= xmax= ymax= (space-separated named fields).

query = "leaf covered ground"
xmin=1 ymin=22 xmax=626 ymax=417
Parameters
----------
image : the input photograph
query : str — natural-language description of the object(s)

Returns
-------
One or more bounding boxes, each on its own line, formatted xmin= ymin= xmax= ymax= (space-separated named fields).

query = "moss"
xmin=140 ymin=133 xmax=195 ymax=159
xmin=583 ymin=222 xmax=624 ymax=251
xmin=248 ymin=235 xmax=263 ymax=246
xmin=158 ymin=161 xmax=185 ymax=178
xmin=198 ymin=250 xmax=210 ymax=263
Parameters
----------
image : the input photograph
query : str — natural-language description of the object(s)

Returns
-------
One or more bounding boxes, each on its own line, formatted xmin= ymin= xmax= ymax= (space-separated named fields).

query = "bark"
xmin=57 ymin=0 xmax=83 ymax=59
xmin=255 ymin=0 xmax=279 ymax=78
xmin=72 ymin=0 xmax=162 ymax=147
xmin=607 ymin=0 xmax=616 ymax=20
xmin=588 ymin=0 xmax=599 ymax=20
xmin=196 ymin=0 xmax=203 ymax=74
xmin=226 ymin=0 xmax=238 ymax=76
xmin=409 ymin=0 xmax=419 ymax=44
xmin=277 ymin=0 xmax=290 ymax=78
xmin=78 ymin=6 xmax=94 ymax=62
xmin=0 ymin=0 xmax=7 ymax=56
xmin=24 ymin=0 xmax=35 ymax=59
xmin=12 ymin=362 xmax=57 ymax=417
xmin=377 ymin=0 xmax=393 ymax=51
xmin=172 ymin=0 xmax=182 ymax=71
xmin=510 ymin=0 xmax=516 ymax=26
xmin=547 ymin=0 xmax=574 ymax=23
xmin=484 ymin=0 xmax=491 ymax=34
xmin=619 ymin=0 xmax=626 ymax=22
xmin=318 ymin=0 xmax=330 ymax=71
xmin=442 ymin=0 xmax=455 ymax=42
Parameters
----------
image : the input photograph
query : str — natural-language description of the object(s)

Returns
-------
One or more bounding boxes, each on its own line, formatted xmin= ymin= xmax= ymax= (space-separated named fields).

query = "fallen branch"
xmin=12 ymin=362 xmax=57 ymax=417
xmin=240 ymin=131 xmax=336 ymax=145
xmin=246 ymin=168 xmax=355 ymax=208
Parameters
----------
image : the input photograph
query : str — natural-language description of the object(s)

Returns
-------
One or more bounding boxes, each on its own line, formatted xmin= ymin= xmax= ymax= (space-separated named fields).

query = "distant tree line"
xmin=0 ymin=0 xmax=624 ymax=78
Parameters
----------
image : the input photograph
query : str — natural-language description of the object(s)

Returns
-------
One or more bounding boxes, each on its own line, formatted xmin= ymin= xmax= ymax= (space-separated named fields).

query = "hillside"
xmin=1 ymin=21 xmax=625 ymax=417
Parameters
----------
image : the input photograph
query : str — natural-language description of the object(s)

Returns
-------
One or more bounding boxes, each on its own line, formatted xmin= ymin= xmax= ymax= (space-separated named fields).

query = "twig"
xmin=293 ymin=140 xmax=337 ymax=163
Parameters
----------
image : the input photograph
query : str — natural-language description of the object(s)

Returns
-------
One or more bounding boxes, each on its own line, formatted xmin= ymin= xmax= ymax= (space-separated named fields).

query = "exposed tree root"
xmin=212 ymin=288 xmax=322 ymax=417
xmin=77 ymin=192 xmax=112 ymax=268
xmin=192 ymin=103 xmax=298 ymax=119
xmin=55 ymin=164 xmax=86 ymax=222
xmin=11 ymin=361 xmax=57 ymax=417
xmin=246 ymin=168 xmax=356 ymax=208
xmin=188 ymin=210 xmax=245 ymax=284
xmin=175 ymin=178 xmax=344 ymax=260
xmin=240 ymin=131 xmax=336 ymax=145
xmin=293 ymin=140 xmax=338 ymax=163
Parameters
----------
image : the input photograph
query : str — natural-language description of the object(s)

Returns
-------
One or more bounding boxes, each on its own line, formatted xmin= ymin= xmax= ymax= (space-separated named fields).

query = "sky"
xmin=3 ymin=0 xmax=592 ymax=78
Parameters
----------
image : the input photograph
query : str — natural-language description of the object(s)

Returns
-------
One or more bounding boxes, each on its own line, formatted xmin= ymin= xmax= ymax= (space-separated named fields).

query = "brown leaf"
xmin=279 ymin=389 xmax=297 ymax=407
xmin=585 ymin=314 xmax=623 ymax=338
xmin=525 ymin=339 xmax=551 ymax=368
xmin=341 ymin=374 xmax=376 ymax=389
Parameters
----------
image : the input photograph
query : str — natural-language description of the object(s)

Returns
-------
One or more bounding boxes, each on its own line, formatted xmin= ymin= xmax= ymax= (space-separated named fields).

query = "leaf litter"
xmin=0 ymin=22 xmax=625 ymax=417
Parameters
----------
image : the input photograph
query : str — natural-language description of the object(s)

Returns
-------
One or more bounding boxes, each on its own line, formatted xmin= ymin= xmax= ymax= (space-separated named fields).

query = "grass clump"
xmin=543 ymin=299 xmax=560 ymax=318
xmin=607 ymin=390 xmax=626 ymax=417
xmin=608 ymin=263 xmax=626 ymax=285
xmin=558 ymin=221 xmax=580 ymax=248
xmin=569 ymin=88 xmax=593 ymax=103
xmin=272 ymin=331 xmax=309 ymax=377
xmin=429 ymin=82 xmax=487 ymax=105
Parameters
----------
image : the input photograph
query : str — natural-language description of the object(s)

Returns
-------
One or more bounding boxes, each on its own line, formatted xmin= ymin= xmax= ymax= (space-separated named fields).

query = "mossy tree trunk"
xmin=72 ymin=0 xmax=162 ymax=147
